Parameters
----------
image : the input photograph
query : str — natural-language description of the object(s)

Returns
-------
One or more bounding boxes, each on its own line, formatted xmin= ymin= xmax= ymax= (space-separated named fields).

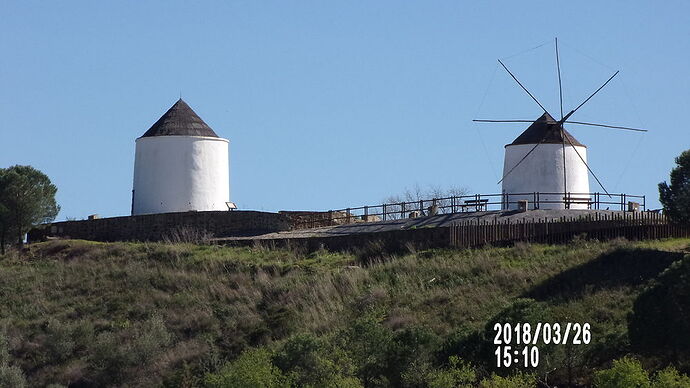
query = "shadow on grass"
xmin=524 ymin=248 xmax=684 ymax=301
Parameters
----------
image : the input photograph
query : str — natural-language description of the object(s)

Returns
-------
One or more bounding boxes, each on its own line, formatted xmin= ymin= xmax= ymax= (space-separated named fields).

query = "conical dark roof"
xmin=141 ymin=99 xmax=219 ymax=138
xmin=507 ymin=112 xmax=585 ymax=147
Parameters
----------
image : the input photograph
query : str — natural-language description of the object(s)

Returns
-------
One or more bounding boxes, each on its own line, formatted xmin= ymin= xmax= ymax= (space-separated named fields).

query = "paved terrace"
xmin=215 ymin=209 xmax=632 ymax=242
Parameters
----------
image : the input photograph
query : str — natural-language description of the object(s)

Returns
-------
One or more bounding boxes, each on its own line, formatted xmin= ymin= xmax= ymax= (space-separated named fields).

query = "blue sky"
xmin=1 ymin=1 xmax=688 ymax=219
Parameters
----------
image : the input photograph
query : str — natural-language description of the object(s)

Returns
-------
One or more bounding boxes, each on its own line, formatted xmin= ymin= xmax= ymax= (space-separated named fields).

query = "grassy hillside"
xmin=0 ymin=238 xmax=689 ymax=387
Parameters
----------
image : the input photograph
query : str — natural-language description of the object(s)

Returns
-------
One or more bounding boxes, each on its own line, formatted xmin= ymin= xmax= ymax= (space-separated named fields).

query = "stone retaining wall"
xmin=27 ymin=210 xmax=291 ymax=243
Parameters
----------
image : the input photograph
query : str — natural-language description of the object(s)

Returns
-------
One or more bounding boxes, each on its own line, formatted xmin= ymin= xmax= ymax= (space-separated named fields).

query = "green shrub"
xmin=205 ymin=347 xmax=291 ymax=388
xmin=45 ymin=319 xmax=77 ymax=362
xmin=426 ymin=356 xmax=476 ymax=388
xmin=593 ymin=357 xmax=650 ymax=388
xmin=390 ymin=326 xmax=439 ymax=387
xmin=259 ymin=302 xmax=297 ymax=340
xmin=0 ymin=331 xmax=26 ymax=388
xmin=88 ymin=315 xmax=172 ymax=385
xmin=90 ymin=331 xmax=133 ymax=383
xmin=336 ymin=316 xmax=441 ymax=388
xmin=0 ymin=364 xmax=27 ymax=388
xmin=338 ymin=316 xmax=394 ymax=387
xmin=437 ymin=326 xmax=485 ymax=368
xmin=0 ymin=331 xmax=8 ymax=366
xmin=629 ymin=256 xmax=690 ymax=359
xmin=130 ymin=314 xmax=172 ymax=363
xmin=479 ymin=371 xmax=536 ymax=388
xmin=651 ymin=367 xmax=690 ymax=388
xmin=162 ymin=361 xmax=201 ymax=388
xmin=594 ymin=358 xmax=690 ymax=388
xmin=273 ymin=333 xmax=361 ymax=388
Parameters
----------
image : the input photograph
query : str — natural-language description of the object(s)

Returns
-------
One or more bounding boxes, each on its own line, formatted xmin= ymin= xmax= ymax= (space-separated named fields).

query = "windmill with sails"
xmin=474 ymin=39 xmax=648 ymax=210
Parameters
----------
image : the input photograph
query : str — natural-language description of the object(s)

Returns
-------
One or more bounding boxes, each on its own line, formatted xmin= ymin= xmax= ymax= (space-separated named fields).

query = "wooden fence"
xmin=449 ymin=212 xmax=690 ymax=248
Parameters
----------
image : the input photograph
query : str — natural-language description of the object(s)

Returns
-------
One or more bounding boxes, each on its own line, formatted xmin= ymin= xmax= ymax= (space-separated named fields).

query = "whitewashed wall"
xmin=132 ymin=136 xmax=230 ymax=215
xmin=502 ymin=143 xmax=590 ymax=210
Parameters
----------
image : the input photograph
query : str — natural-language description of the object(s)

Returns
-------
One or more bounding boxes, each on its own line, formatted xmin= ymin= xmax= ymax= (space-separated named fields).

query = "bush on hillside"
xmin=88 ymin=315 xmax=172 ymax=386
xmin=205 ymin=347 xmax=291 ymax=388
xmin=593 ymin=357 xmax=690 ymax=388
xmin=652 ymin=367 xmax=690 ymax=388
xmin=0 ymin=364 xmax=27 ymax=388
xmin=335 ymin=316 xmax=440 ymax=388
xmin=336 ymin=316 xmax=394 ymax=387
xmin=273 ymin=333 xmax=362 ymax=388
xmin=628 ymin=256 xmax=690 ymax=360
xmin=0 ymin=331 xmax=26 ymax=388
xmin=479 ymin=371 xmax=536 ymax=388
xmin=426 ymin=355 xmax=476 ymax=388
xmin=436 ymin=324 xmax=485 ymax=371
xmin=593 ymin=357 xmax=650 ymax=388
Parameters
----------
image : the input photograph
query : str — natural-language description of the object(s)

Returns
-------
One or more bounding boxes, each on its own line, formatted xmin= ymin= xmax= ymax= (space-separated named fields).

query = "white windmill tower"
xmin=501 ymin=112 xmax=590 ymax=209
xmin=131 ymin=99 xmax=230 ymax=215
xmin=475 ymin=39 xmax=647 ymax=210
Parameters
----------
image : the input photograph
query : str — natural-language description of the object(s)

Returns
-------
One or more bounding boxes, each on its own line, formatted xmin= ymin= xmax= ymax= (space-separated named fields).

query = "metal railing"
xmin=292 ymin=192 xmax=646 ymax=229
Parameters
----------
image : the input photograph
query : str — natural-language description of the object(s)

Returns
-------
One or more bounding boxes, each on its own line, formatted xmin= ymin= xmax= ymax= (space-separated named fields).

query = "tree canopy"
xmin=0 ymin=165 xmax=59 ymax=252
xmin=659 ymin=149 xmax=690 ymax=224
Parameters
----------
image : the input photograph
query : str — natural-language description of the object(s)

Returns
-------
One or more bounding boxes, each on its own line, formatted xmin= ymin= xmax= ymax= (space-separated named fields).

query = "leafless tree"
xmin=383 ymin=184 xmax=469 ymax=219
